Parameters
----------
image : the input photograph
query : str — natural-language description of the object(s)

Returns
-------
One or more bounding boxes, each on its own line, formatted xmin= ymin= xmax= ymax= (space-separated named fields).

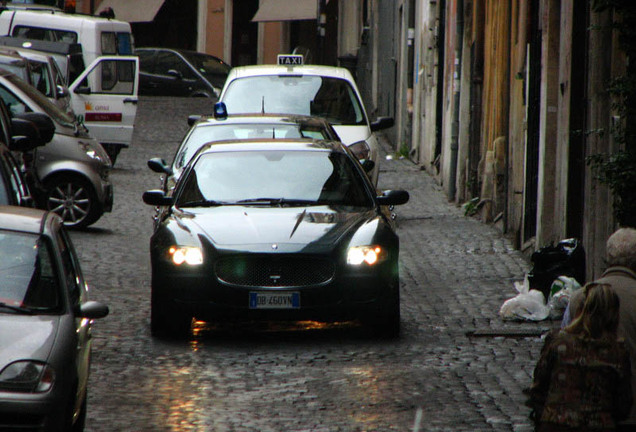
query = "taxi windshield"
xmin=176 ymin=150 xmax=373 ymax=208
xmin=0 ymin=231 xmax=61 ymax=314
xmin=222 ymin=76 xmax=367 ymax=126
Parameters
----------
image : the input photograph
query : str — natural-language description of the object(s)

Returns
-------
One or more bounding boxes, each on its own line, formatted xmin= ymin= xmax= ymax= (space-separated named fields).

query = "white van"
xmin=0 ymin=9 xmax=138 ymax=163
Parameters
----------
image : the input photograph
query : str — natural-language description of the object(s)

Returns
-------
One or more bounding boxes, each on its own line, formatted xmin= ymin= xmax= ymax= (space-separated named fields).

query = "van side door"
xmin=69 ymin=55 xmax=138 ymax=150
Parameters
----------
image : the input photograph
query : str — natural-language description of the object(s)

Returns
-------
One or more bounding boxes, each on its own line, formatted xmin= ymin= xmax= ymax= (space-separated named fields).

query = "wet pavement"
xmin=68 ymin=97 xmax=556 ymax=431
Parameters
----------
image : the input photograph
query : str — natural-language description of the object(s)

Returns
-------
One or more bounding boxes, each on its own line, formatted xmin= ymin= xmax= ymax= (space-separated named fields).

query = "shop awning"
xmin=96 ymin=0 xmax=165 ymax=23
xmin=251 ymin=0 xmax=318 ymax=22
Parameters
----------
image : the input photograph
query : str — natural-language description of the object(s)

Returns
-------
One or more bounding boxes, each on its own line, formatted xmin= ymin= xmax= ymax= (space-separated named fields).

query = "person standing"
xmin=527 ymin=283 xmax=632 ymax=431
xmin=562 ymin=228 xmax=636 ymax=430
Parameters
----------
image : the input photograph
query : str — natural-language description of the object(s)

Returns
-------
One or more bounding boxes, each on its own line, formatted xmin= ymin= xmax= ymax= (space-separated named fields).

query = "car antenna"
xmin=261 ymin=96 xmax=265 ymax=114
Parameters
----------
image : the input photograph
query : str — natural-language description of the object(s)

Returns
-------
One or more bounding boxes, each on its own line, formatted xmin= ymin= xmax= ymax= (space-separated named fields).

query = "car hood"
xmin=0 ymin=315 xmax=60 ymax=366
xmin=184 ymin=205 xmax=376 ymax=249
xmin=331 ymin=125 xmax=370 ymax=145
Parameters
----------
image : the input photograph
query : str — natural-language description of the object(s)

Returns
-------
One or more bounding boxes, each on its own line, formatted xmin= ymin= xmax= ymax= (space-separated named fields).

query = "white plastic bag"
xmin=547 ymin=276 xmax=581 ymax=319
xmin=499 ymin=277 xmax=551 ymax=321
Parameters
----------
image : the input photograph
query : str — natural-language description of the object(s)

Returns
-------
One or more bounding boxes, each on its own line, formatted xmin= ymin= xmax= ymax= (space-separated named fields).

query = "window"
xmin=12 ymin=26 xmax=77 ymax=43
xmin=0 ymin=232 xmax=61 ymax=312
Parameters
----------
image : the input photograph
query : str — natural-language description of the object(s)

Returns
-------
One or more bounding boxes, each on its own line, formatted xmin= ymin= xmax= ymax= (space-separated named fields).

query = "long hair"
xmin=565 ymin=283 xmax=620 ymax=339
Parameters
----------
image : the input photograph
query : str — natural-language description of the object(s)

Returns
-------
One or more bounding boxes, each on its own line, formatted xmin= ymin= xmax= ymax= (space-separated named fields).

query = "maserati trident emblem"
xmin=271 ymin=243 xmax=278 ymax=250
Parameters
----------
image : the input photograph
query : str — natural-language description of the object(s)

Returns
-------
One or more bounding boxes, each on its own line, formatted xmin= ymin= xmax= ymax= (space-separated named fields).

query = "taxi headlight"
xmin=0 ymin=361 xmax=55 ymax=392
xmin=169 ymin=246 xmax=203 ymax=266
xmin=347 ymin=245 xmax=388 ymax=266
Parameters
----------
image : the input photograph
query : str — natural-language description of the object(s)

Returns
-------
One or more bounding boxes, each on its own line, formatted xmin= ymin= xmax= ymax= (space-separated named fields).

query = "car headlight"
xmin=0 ymin=361 xmax=55 ymax=393
xmin=168 ymin=246 xmax=203 ymax=266
xmin=347 ymin=245 xmax=388 ymax=266
xmin=78 ymin=140 xmax=103 ymax=162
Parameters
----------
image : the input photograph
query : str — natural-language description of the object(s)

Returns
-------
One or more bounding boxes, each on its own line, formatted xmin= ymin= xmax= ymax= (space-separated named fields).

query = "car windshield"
xmin=3 ymin=72 xmax=75 ymax=127
xmin=0 ymin=231 xmax=61 ymax=314
xmin=180 ymin=51 xmax=230 ymax=86
xmin=222 ymin=75 xmax=367 ymax=126
xmin=176 ymin=150 xmax=374 ymax=208
xmin=173 ymin=123 xmax=332 ymax=170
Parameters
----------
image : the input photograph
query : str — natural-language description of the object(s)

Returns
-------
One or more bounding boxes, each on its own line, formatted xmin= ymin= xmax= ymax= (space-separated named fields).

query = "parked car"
xmin=0 ymin=35 xmax=86 ymax=85
xmin=143 ymin=138 xmax=409 ymax=338
xmin=0 ymin=205 xmax=109 ymax=431
xmin=146 ymin=103 xmax=358 ymax=195
xmin=136 ymin=47 xmax=230 ymax=98
xmin=0 ymin=46 xmax=72 ymax=114
xmin=219 ymin=54 xmax=394 ymax=186
xmin=0 ymin=69 xmax=113 ymax=228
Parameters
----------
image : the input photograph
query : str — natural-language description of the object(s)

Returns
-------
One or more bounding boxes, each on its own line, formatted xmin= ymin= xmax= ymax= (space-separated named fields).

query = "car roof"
xmin=136 ymin=47 xmax=225 ymax=60
xmin=192 ymin=113 xmax=334 ymax=128
xmin=194 ymin=138 xmax=348 ymax=157
xmin=0 ymin=205 xmax=51 ymax=234
xmin=225 ymin=64 xmax=354 ymax=82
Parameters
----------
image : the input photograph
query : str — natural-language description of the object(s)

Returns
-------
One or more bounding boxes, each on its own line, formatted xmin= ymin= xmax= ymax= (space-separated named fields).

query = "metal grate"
xmin=215 ymin=255 xmax=335 ymax=287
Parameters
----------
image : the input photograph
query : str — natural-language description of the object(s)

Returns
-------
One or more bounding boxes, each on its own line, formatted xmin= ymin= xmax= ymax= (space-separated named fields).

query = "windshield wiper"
xmin=178 ymin=199 xmax=228 ymax=208
xmin=0 ymin=302 xmax=34 ymax=315
xmin=236 ymin=198 xmax=319 ymax=206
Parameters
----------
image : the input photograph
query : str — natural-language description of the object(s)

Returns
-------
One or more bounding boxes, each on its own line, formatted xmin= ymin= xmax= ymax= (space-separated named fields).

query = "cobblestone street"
xmin=68 ymin=97 xmax=556 ymax=431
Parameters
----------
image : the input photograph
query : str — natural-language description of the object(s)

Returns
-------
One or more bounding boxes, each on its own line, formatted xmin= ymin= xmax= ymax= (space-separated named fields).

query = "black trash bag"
xmin=528 ymin=238 xmax=586 ymax=300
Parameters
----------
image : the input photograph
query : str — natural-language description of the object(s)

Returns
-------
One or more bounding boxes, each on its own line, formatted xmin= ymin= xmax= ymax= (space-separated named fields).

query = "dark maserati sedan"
xmin=136 ymin=47 xmax=231 ymax=98
xmin=143 ymin=139 xmax=409 ymax=338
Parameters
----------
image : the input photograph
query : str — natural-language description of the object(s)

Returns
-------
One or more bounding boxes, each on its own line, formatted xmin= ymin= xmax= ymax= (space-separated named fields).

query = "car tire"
xmin=150 ymin=289 xmax=191 ymax=338
xmin=43 ymin=174 xmax=102 ymax=229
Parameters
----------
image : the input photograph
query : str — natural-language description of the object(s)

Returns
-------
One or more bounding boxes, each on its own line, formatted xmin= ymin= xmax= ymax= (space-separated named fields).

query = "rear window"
xmin=222 ymin=75 xmax=367 ymax=126
xmin=101 ymin=32 xmax=134 ymax=55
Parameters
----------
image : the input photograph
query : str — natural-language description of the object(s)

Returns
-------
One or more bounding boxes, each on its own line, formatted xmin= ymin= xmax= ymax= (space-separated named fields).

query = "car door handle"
xmin=124 ymin=98 xmax=138 ymax=104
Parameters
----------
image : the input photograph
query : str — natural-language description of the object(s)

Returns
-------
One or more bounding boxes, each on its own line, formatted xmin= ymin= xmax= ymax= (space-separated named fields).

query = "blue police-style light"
xmin=214 ymin=102 xmax=228 ymax=120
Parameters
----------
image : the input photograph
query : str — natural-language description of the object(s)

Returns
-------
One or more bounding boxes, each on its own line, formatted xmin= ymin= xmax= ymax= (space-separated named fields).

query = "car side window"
xmin=155 ymin=51 xmax=195 ymax=79
xmin=137 ymin=50 xmax=156 ymax=73
xmin=0 ymin=86 xmax=30 ymax=117
xmin=79 ymin=59 xmax=135 ymax=95
xmin=56 ymin=227 xmax=86 ymax=307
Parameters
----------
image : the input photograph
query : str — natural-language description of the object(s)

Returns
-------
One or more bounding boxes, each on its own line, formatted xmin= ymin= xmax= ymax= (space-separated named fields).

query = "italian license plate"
xmin=249 ymin=292 xmax=300 ymax=309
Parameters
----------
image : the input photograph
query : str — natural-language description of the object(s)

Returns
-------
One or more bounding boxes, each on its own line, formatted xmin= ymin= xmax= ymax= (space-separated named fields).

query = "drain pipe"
xmin=449 ymin=0 xmax=464 ymax=200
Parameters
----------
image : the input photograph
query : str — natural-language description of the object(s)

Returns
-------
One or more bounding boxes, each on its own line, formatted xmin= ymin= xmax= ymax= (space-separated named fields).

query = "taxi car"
xmin=218 ymin=54 xmax=394 ymax=186
xmin=0 ymin=205 xmax=109 ymax=431
xmin=146 ymin=102 xmax=375 ymax=194
xmin=143 ymin=138 xmax=409 ymax=338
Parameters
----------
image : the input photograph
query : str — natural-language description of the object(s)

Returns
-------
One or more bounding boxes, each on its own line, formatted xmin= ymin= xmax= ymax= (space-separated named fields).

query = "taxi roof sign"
xmin=277 ymin=54 xmax=303 ymax=66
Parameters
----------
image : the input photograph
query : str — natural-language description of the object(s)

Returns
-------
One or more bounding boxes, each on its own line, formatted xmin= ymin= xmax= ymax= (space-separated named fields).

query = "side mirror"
xmin=78 ymin=300 xmax=109 ymax=319
xmin=14 ymin=112 xmax=55 ymax=144
xmin=376 ymin=189 xmax=409 ymax=206
xmin=56 ymin=85 xmax=70 ymax=99
xmin=74 ymin=86 xmax=91 ymax=95
xmin=147 ymin=157 xmax=173 ymax=175
xmin=370 ymin=116 xmax=394 ymax=132
xmin=167 ymin=69 xmax=183 ymax=79
xmin=143 ymin=189 xmax=173 ymax=206
xmin=361 ymin=159 xmax=375 ymax=173
xmin=187 ymin=115 xmax=201 ymax=126
xmin=10 ymin=118 xmax=42 ymax=152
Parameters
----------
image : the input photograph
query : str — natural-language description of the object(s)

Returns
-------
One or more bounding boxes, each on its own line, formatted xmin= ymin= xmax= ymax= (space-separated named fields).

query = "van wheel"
xmin=44 ymin=174 xmax=101 ymax=229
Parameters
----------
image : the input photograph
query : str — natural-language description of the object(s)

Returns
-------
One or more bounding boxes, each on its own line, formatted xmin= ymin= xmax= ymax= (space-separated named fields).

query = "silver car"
xmin=0 ymin=205 xmax=109 ymax=431
xmin=0 ymin=69 xmax=112 ymax=228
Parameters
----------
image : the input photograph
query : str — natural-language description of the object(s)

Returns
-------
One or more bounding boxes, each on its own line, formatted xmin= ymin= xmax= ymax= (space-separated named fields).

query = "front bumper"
xmin=153 ymin=262 xmax=399 ymax=323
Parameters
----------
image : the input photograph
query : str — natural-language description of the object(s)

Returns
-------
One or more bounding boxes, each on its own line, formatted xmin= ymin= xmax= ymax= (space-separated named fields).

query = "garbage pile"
xmin=499 ymin=238 xmax=585 ymax=322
